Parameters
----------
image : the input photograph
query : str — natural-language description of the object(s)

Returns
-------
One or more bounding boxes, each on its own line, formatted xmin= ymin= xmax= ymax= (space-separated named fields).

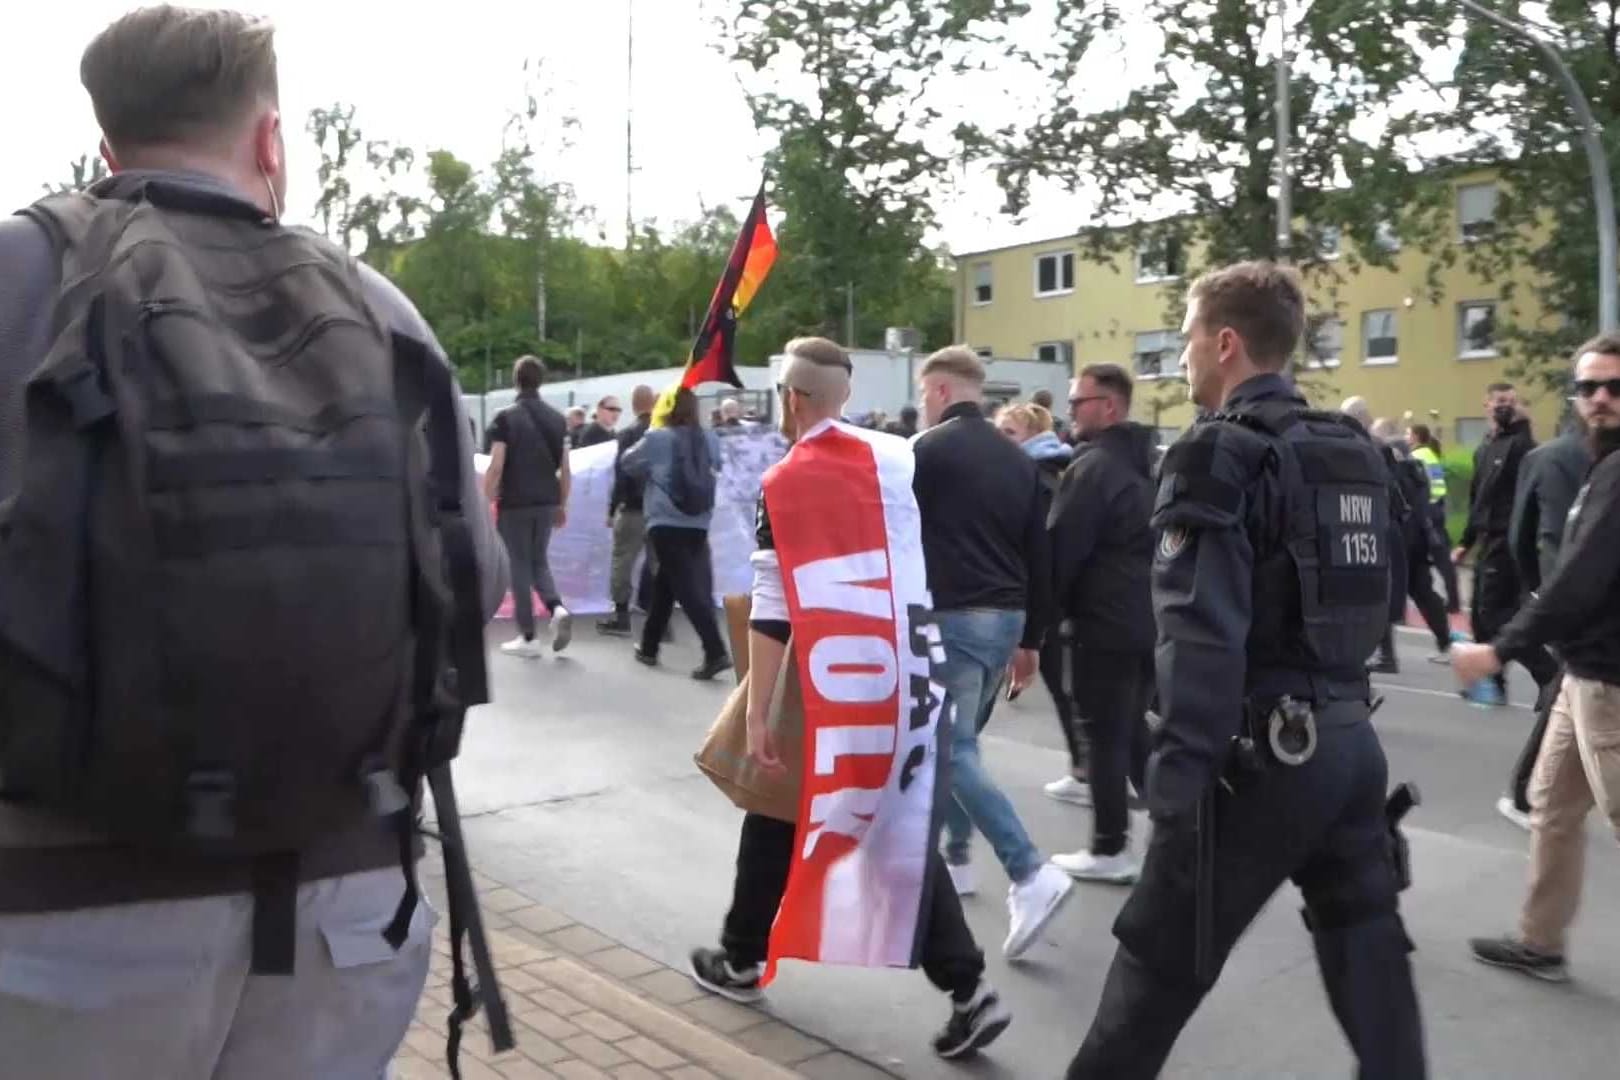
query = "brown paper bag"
xmin=695 ymin=595 xmax=804 ymax=823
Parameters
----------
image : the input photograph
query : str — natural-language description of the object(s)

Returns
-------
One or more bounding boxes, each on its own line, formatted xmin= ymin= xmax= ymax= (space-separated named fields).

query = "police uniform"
xmin=1067 ymin=374 xmax=1426 ymax=1080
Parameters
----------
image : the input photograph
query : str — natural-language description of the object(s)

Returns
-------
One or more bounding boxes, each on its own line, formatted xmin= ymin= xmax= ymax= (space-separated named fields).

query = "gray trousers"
xmin=610 ymin=509 xmax=654 ymax=607
xmin=497 ymin=505 xmax=562 ymax=636
xmin=0 ymin=867 xmax=433 ymax=1080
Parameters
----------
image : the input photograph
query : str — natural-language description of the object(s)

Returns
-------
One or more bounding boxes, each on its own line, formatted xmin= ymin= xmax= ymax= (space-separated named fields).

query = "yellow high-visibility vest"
xmin=1411 ymin=445 xmax=1447 ymax=501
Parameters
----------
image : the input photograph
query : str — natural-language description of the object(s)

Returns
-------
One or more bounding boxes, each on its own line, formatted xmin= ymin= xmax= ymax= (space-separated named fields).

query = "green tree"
xmin=983 ymin=0 xmax=1460 ymax=407
xmin=725 ymin=0 xmax=1021 ymax=351
xmin=1405 ymin=2 xmax=1620 ymax=394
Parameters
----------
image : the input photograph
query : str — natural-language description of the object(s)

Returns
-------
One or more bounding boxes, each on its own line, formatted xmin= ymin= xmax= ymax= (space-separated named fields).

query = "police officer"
xmin=1066 ymin=262 xmax=1427 ymax=1079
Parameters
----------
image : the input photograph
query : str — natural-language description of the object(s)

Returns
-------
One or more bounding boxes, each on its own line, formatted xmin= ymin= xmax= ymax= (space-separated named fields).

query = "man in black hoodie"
xmin=1453 ymin=382 xmax=1557 ymax=704
xmin=1046 ymin=364 xmax=1156 ymax=885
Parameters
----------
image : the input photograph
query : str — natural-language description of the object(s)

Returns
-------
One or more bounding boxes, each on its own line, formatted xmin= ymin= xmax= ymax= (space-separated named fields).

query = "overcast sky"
xmin=4 ymin=0 xmax=1122 ymax=254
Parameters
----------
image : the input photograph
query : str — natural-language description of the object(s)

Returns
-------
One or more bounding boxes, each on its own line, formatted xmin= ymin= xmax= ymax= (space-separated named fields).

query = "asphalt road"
xmin=452 ymin=622 xmax=1620 ymax=1079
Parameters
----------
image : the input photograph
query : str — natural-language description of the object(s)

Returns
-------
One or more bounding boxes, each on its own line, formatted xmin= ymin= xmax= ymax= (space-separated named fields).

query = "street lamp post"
xmin=1453 ymin=0 xmax=1618 ymax=332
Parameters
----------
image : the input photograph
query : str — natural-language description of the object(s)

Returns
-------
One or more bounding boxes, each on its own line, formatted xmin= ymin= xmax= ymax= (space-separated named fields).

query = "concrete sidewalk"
xmin=394 ymin=856 xmax=894 ymax=1080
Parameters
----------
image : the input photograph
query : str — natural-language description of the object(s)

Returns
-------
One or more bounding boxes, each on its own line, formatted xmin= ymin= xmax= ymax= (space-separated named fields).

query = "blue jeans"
xmin=936 ymin=608 xmax=1043 ymax=884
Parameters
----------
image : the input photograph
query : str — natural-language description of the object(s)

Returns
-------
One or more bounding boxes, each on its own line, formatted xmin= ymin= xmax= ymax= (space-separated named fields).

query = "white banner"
xmin=480 ymin=426 xmax=790 ymax=618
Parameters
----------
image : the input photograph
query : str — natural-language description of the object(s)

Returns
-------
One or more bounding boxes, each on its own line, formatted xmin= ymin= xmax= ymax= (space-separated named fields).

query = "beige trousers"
xmin=1519 ymin=674 xmax=1620 ymax=952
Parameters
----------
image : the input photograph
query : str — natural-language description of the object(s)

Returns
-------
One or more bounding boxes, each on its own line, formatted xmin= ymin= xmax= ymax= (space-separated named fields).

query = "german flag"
xmin=654 ymin=185 xmax=776 ymax=424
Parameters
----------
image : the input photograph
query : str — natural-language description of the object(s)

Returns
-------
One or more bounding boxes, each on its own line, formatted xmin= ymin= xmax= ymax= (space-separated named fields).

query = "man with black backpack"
xmin=0 ymin=8 xmax=509 ymax=1077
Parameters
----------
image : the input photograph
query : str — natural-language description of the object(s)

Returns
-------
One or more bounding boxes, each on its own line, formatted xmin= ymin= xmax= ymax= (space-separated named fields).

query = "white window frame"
xmin=1316 ymin=225 xmax=1342 ymax=260
xmin=1033 ymin=250 xmax=1075 ymax=298
xmin=1362 ymin=308 xmax=1399 ymax=366
xmin=1458 ymin=300 xmax=1499 ymax=359
xmin=1455 ymin=417 xmax=1489 ymax=447
xmin=1374 ymin=220 xmax=1402 ymax=253
xmin=1132 ymin=329 xmax=1181 ymax=380
xmin=1457 ymin=182 xmax=1498 ymax=242
xmin=1304 ymin=317 xmax=1344 ymax=369
xmin=1134 ymin=234 xmax=1185 ymax=284
xmin=971 ymin=261 xmax=993 ymax=306
xmin=1033 ymin=341 xmax=1074 ymax=368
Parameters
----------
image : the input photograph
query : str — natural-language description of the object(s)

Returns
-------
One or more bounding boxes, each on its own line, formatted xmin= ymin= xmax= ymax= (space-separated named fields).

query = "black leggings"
xmin=1041 ymin=633 xmax=1087 ymax=773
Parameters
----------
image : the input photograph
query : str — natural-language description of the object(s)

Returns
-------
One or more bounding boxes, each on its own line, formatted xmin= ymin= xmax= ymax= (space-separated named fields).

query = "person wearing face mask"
xmin=1452 ymin=383 xmax=1558 ymax=706
xmin=0 ymin=9 xmax=509 ymax=1077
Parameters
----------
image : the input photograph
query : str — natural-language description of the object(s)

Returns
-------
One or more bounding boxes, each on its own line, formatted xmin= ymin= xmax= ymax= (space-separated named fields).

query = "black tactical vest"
xmin=1220 ymin=401 xmax=1391 ymax=684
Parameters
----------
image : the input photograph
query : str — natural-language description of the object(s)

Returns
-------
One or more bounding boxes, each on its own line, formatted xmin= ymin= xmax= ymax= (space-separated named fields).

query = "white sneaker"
xmin=1043 ymin=775 xmax=1093 ymax=806
xmin=1051 ymin=850 xmax=1140 ymax=884
xmin=1428 ymin=650 xmax=1452 ymax=665
xmin=1496 ymin=795 xmax=1532 ymax=832
xmin=551 ymin=606 xmax=573 ymax=653
xmin=947 ymin=862 xmax=977 ymax=897
xmin=1003 ymin=863 xmax=1073 ymax=960
xmin=499 ymin=636 xmax=544 ymax=659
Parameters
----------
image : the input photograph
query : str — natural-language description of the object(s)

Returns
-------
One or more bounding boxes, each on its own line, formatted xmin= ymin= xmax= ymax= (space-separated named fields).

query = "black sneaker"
xmin=633 ymin=648 xmax=658 ymax=668
xmin=1367 ymin=655 xmax=1400 ymax=675
xmin=597 ymin=611 xmax=632 ymax=637
xmin=932 ymin=983 xmax=1011 ymax=1059
xmin=1470 ymin=935 xmax=1570 ymax=982
xmin=692 ymin=655 xmax=732 ymax=682
xmin=688 ymin=947 xmax=764 ymax=1004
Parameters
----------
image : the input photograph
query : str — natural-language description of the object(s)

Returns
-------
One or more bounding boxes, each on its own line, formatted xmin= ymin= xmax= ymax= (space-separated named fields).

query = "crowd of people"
xmin=1 ymin=7 xmax=1616 ymax=1080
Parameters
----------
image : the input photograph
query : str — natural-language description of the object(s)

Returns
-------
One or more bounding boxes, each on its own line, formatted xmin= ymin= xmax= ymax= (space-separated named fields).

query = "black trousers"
xmin=719 ymin=813 xmax=985 ymax=1001
xmin=640 ymin=526 xmax=727 ymax=661
xmin=1427 ymin=501 xmax=1461 ymax=613
xmin=1041 ymin=632 xmax=1087 ymax=773
xmin=1403 ymin=541 xmax=1452 ymax=653
xmin=1472 ymin=536 xmax=1558 ymax=692
xmin=1071 ymin=647 xmax=1153 ymax=856
xmin=1068 ymin=707 xmax=1426 ymax=1080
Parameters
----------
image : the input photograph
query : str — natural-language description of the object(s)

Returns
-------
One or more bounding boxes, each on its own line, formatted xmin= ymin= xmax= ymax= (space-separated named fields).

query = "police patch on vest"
xmin=1158 ymin=526 xmax=1189 ymax=560
xmin=1318 ymin=487 xmax=1389 ymax=569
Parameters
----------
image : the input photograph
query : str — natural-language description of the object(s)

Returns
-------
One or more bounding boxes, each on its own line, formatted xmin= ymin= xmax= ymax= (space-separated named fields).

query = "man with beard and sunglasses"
xmin=1453 ymin=335 xmax=1620 ymax=983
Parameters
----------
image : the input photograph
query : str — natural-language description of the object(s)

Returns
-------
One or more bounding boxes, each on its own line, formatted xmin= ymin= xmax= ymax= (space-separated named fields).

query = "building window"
xmin=1316 ymin=225 xmax=1342 ymax=259
xmin=973 ymin=346 xmax=994 ymax=360
xmin=1304 ymin=317 xmax=1344 ymax=368
xmin=1034 ymin=341 xmax=1074 ymax=367
xmin=1034 ymin=251 xmax=1075 ymax=296
xmin=1133 ymin=330 xmax=1182 ymax=378
xmin=1135 ymin=235 xmax=1185 ymax=283
xmin=1457 ymin=182 xmax=1497 ymax=241
xmin=1458 ymin=301 xmax=1498 ymax=358
xmin=1455 ymin=417 xmax=1489 ymax=447
xmin=1374 ymin=220 xmax=1402 ymax=253
xmin=1362 ymin=309 xmax=1398 ymax=365
xmin=971 ymin=262 xmax=993 ymax=305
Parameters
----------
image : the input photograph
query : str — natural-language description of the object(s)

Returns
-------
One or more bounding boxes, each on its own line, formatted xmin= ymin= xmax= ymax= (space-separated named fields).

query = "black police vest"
xmin=1219 ymin=401 xmax=1391 ymax=684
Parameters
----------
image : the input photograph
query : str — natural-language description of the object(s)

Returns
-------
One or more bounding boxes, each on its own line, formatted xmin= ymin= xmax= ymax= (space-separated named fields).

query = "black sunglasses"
xmin=1068 ymin=395 xmax=1108 ymax=408
xmin=1574 ymin=378 xmax=1620 ymax=399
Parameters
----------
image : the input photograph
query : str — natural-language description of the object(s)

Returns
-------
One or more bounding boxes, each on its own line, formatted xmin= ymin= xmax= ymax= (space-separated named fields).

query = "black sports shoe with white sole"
xmin=932 ymin=982 xmax=1011 ymax=1059
xmin=688 ymin=946 xmax=764 ymax=1003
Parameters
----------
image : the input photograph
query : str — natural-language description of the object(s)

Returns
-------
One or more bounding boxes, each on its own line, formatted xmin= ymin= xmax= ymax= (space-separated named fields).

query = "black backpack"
xmin=667 ymin=425 xmax=716 ymax=515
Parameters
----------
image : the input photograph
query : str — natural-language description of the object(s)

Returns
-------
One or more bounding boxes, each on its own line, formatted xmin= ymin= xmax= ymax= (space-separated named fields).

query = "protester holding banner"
xmin=688 ymin=338 xmax=1012 ymax=1060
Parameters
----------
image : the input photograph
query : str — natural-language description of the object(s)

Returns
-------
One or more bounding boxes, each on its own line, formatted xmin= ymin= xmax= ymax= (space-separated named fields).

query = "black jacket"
xmin=913 ymin=402 xmax=1052 ymax=649
xmin=1495 ymin=443 xmax=1620 ymax=685
xmin=1460 ymin=419 xmax=1535 ymax=549
xmin=1509 ymin=433 xmax=1591 ymax=592
xmin=578 ymin=420 xmax=616 ymax=448
xmin=609 ymin=413 xmax=652 ymax=516
xmin=1048 ymin=422 xmax=1157 ymax=653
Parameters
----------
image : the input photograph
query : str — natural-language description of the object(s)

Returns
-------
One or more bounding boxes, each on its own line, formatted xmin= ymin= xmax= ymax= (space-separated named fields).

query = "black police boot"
xmin=1309 ymin=913 xmax=1427 ymax=1080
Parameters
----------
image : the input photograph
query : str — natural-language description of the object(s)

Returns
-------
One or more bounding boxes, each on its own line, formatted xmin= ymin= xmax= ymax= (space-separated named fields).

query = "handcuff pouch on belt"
xmin=1230 ymin=694 xmax=1317 ymax=782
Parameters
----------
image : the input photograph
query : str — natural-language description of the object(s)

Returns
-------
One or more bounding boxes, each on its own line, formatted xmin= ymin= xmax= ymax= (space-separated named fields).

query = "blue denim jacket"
xmin=621 ymin=426 xmax=721 ymax=530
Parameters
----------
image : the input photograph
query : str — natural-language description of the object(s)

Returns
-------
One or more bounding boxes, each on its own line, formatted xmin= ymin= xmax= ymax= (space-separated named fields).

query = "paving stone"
xmin=529 ymin=988 xmax=590 ymax=1017
xmin=631 ymin=968 xmax=706 ymax=1006
xmin=510 ymin=904 xmax=577 ymax=935
xmin=513 ymin=1003 xmax=583 ymax=1042
xmin=677 ymin=996 xmax=770 ymax=1036
xmin=609 ymin=1065 xmax=663 ymax=1080
xmin=794 ymin=1051 xmax=899 ymax=1080
xmin=482 ymin=887 xmax=537 ymax=914
xmin=585 ymin=947 xmax=663 ymax=981
xmin=543 ymin=924 xmax=618 ymax=956
xmin=498 ymin=966 xmax=549 ymax=994
xmin=549 ymin=1062 xmax=611 ymax=1080
xmin=732 ymin=1020 xmax=828 ymax=1065
xmin=615 ymin=1035 xmax=686 ymax=1070
xmin=572 ymin=1009 xmax=637 ymax=1043
xmin=559 ymin=1032 xmax=632 ymax=1069
xmin=496 ymin=1031 xmax=569 ymax=1066
xmin=662 ymin=1068 xmax=720 ymax=1080
xmin=493 ymin=1059 xmax=559 ymax=1080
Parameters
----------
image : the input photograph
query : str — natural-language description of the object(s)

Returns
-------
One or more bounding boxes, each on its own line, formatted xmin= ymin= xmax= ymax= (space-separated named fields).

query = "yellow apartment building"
xmin=953 ymin=170 xmax=1568 ymax=447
